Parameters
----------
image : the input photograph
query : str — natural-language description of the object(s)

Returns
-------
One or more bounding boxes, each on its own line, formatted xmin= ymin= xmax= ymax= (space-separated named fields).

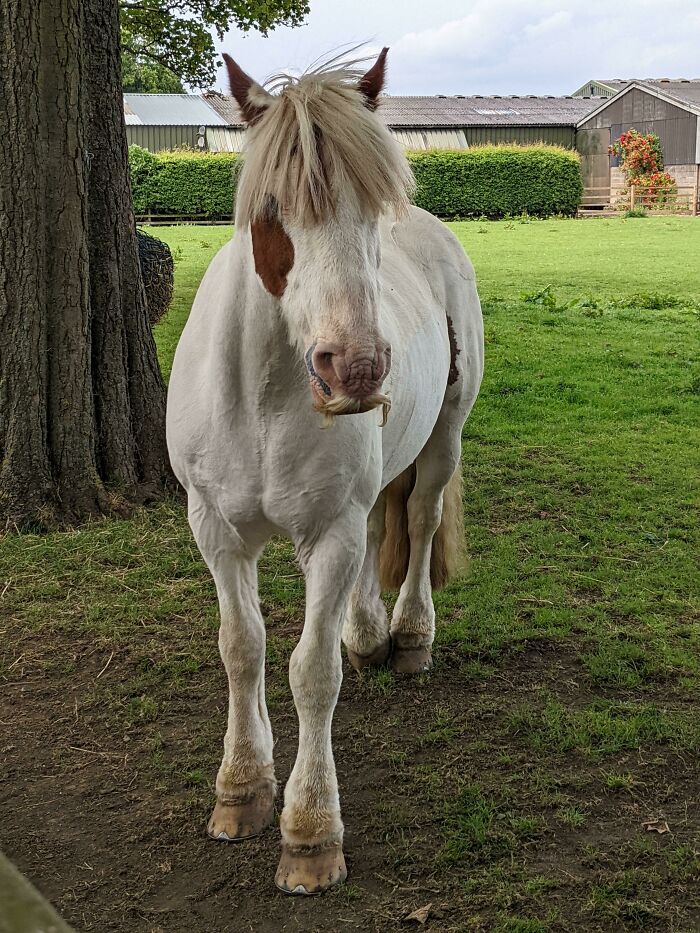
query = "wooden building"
xmin=576 ymin=81 xmax=700 ymax=206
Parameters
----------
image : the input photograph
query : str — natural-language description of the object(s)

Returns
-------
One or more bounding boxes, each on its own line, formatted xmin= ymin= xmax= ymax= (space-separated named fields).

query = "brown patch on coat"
xmin=250 ymin=216 xmax=294 ymax=297
xmin=446 ymin=314 xmax=461 ymax=386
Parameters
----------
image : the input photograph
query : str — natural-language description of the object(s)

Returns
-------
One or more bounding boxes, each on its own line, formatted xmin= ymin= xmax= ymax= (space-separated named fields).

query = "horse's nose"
xmin=310 ymin=341 xmax=391 ymax=400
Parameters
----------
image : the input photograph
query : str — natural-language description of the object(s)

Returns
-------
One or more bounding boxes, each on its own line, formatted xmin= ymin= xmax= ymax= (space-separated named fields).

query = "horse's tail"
xmin=378 ymin=462 xmax=465 ymax=591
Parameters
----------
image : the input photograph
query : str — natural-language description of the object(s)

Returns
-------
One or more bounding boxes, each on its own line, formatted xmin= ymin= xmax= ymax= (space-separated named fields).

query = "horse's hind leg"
xmin=390 ymin=413 xmax=464 ymax=674
xmin=188 ymin=497 xmax=275 ymax=841
xmin=342 ymin=495 xmax=391 ymax=670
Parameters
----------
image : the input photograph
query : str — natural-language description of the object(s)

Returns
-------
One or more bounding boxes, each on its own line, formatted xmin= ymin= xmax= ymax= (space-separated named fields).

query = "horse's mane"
xmin=234 ymin=60 xmax=415 ymax=228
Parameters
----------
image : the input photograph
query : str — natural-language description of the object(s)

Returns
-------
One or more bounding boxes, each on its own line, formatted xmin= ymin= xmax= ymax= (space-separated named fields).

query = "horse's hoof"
xmin=390 ymin=645 xmax=433 ymax=674
xmin=207 ymin=792 xmax=275 ymax=841
xmin=275 ymin=843 xmax=347 ymax=895
xmin=346 ymin=637 xmax=391 ymax=672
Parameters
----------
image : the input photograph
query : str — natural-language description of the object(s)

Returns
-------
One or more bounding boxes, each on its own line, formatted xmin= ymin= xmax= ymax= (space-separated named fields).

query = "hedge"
xmin=408 ymin=145 xmax=583 ymax=218
xmin=128 ymin=144 xmax=582 ymax=219
xmin=129 ymin=146 xmax=239 ymax=217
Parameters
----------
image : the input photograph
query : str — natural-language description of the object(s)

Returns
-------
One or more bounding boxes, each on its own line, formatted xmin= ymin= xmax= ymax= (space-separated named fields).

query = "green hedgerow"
xmin=129 ymin=146 xmax=239 ymax=217
xmin=129 ymin=143 xmax=583 ymax=220
xmin=408 ymin=145 xmax=583 ymax=219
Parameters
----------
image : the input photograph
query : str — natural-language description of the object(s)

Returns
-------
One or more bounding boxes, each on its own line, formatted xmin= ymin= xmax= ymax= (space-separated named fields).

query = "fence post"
xmin=693 ymin=167 xmax=699 ymax=216
xmin=630 ymin=185 xmax=636 ymax=210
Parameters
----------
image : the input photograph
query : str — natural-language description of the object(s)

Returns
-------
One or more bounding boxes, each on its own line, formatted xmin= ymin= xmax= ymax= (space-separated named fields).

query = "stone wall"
xmin=666 ymin=164 xmax=698 ymax=189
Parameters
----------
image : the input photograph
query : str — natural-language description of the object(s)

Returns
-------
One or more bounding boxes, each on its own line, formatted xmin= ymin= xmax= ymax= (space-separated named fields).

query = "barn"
xmin=124 ymin=93 xmax=245 ymax=152
xmin=574 ymin=79 xmax=700 ymax=208
xmin=124 ymin=92 xmax=601 ymax=153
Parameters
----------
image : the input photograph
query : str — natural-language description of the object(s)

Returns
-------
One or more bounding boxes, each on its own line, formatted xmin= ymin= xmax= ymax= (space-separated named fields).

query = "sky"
xmin=215 ymin=0 xmax=700 ymax=96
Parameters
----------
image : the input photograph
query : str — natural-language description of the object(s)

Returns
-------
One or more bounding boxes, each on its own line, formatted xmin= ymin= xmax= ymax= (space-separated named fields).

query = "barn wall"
xmin=578 ymin=88 xmax=697 ymax=165
xmin=464 ymin=125 xmax=576 ymax=147
xmin=391 ymin=128 xmax=468 ymax=149
xmin=664 ymin=164 xmax=697 ymax=187
xmin=126 ymin=125 xmax=201 ymax=151
xmin=206 ymin=127 xmax=246 ymax=152
xmin=610 ymin=163 xmax=697 ymax=195
xmin=575 ymin=126 xmax=611 ymax=196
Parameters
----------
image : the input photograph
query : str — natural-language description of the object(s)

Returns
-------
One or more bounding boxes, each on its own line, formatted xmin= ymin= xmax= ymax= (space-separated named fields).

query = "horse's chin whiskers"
xmin=314 ymin=392 xmax=391 ymax=429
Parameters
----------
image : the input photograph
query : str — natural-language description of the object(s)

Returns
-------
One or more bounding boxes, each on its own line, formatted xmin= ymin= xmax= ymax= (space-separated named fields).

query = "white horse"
xmin=166 ymin=49 xmax=484 ymax=895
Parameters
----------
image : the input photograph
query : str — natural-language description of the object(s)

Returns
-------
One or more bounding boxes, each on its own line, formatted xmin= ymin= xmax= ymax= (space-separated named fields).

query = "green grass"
xmin=3 ymin=216 xmax=700 ymax=931
xmin=146 ymin=224 xmax=231 ymax=380
xmin=450 ymin=214 xmax=700 ymax=302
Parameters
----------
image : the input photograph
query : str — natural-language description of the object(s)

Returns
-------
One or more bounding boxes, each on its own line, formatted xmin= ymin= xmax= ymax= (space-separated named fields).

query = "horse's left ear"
xmin=358 ymin=47 xmax=389 ymax=111
xmin=223 ymin=53 xmax=272 ymax=125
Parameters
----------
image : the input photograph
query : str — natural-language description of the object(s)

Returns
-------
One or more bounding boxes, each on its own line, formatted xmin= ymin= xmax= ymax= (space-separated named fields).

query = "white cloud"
xmin=215 ymin=0 xmax=700 ymax=96
xmin=388 ymin=0 xmax=700 ymax=94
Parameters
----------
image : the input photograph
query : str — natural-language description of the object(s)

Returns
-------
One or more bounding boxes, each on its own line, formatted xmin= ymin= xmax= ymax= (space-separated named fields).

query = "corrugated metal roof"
xmin=378 ymin=95 xmax=602 ymax=127
xmin=124 ymin=93 xmax=226 ymax=126
xmin=581 ymin=79 xmax=700 ymax=109
xmin=123 ymin=100 xmax=142 ymax=125
xmin=123 ymin=93 xmax=602 ymax=129
xmin=201 ymin=92 xmax=243 ymax=125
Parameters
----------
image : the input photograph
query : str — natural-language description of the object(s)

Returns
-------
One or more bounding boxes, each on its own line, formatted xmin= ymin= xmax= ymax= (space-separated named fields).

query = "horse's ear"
xmin=223 ymin=53 xmax=271 ymax=125
xmin=358 ymin=47 xmax=389 ymax=111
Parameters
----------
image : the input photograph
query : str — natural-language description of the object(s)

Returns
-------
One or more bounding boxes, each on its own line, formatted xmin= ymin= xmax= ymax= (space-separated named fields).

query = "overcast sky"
xmin=215 ymin=0 xmax=700 ymax=96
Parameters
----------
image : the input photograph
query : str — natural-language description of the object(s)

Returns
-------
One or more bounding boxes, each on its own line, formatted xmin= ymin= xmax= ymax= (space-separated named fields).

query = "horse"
xmin=166 ymin=48 xmax=484 ymax=895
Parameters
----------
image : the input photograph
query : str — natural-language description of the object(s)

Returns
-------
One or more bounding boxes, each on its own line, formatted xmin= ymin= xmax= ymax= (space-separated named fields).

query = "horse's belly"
xmin=380 ymin=312 xmax=449 ymax=485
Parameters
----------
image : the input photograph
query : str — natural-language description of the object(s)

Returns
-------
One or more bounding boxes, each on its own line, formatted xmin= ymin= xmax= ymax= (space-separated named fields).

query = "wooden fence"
xmin=134 ymin=213 xmax=233 ymax=226
xmin=581 ymin=184 xmax=699 ymax=215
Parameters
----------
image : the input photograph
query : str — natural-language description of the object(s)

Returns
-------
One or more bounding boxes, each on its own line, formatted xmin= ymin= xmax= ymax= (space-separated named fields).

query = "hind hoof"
xmin=207 ymin=790 xmax=275 ymax=841
xmin=346 ymin=637 xmax=391 ymax=672
xmin=275 ymin=843 xmax=347 ymax=895
xmin=391 ymin=645 xmax=432 ymax=674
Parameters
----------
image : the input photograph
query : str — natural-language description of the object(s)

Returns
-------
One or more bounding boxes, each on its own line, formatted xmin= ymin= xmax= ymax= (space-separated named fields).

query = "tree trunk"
xmin=0 ymin=0 xmax=170 ymax=528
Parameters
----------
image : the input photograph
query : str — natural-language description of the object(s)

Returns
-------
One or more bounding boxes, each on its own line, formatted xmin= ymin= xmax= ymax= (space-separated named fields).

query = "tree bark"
xmin=0 ymin=0 xmax=170 ymax=527
xmin=85 ymin=0 xmax=169 ymax=491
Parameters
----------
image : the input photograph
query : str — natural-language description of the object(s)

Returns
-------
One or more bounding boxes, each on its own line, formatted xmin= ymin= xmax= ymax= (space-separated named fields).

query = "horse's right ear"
xmin=223 ymin=53 xmax=271 ymax=125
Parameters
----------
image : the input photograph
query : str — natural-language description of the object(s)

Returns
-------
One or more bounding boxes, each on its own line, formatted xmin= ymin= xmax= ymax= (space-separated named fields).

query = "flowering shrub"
xmin=609 ymin=130 xmax=677 ymax=206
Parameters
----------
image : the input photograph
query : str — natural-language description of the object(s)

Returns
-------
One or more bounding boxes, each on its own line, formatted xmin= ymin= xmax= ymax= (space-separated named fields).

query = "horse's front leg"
xmin=189 ymin=501 xmax=275 ymax=841
xmin=207 ymin=550 xmax=276 ymax=840
xmin=275 ymin=517 xmax=367 ymax=895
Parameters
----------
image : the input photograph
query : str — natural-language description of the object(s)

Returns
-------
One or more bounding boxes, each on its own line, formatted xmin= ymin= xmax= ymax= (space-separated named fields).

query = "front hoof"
xmin=275 ymin=843 xmax=347 ymax=895
xmin=346 ymin=637 xmax=391 ymax=672
xmin=207 ymin=791 xmax=275 ymax=842
xmin=390 ymin=644 xmax=433 ymax=674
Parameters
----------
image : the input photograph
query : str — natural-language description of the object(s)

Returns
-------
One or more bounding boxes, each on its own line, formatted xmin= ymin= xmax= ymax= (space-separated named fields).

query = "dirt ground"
xmin=2 ymin=627 xmax=699 ymax=933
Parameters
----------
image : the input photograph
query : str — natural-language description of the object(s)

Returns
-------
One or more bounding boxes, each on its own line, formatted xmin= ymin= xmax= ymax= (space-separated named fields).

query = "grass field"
xmin=1 ymin=217 xmax=699 ymax=932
